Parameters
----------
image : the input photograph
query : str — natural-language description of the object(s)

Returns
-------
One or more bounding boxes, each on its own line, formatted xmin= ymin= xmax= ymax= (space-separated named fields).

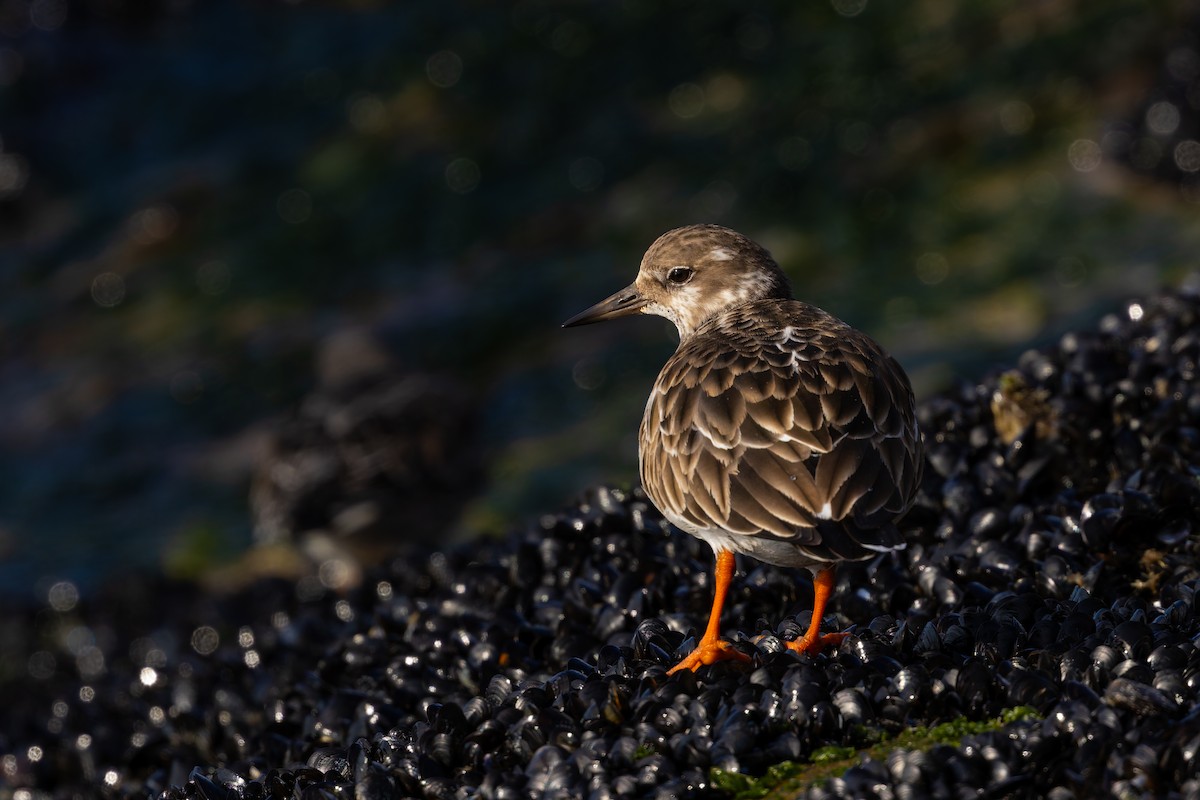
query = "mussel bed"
xmin=6 ymin=286 xmax=1200 ymax=799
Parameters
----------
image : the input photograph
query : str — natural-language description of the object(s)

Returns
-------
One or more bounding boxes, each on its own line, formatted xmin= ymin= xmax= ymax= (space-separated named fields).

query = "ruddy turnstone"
xmin=564 ymin=224 xmax=923 ymax=674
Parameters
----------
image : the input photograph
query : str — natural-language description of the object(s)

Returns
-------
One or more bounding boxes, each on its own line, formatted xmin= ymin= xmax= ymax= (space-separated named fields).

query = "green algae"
xmin=709 ymin=706 xmax=1040 ymax=799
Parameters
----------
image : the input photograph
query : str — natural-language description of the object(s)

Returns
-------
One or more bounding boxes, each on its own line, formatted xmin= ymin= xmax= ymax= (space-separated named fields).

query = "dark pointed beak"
xmin=562 ymin=284 xmax=648 ymax=327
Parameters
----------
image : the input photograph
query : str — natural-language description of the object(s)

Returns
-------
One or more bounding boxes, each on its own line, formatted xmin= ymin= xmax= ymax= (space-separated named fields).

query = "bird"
xmin=563 ymin=224 xmax=923 ymax=674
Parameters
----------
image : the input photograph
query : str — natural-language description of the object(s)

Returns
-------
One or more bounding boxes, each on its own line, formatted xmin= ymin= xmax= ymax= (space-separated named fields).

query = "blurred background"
xmin=1 ymin=0 xmax=1199 ymax=601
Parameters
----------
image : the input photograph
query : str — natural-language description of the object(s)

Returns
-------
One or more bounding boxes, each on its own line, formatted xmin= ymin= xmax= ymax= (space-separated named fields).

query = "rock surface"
xmin=4 ymin=284 xmax=1200 ymax=798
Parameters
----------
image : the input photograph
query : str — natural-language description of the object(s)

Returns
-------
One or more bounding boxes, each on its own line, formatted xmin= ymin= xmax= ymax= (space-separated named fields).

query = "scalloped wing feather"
xmin=639 ymin=300 xmax=922 ymax=566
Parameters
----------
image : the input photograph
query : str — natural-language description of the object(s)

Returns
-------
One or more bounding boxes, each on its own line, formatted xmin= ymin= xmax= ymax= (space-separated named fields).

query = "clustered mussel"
xmin=6 ymin=285 xmax=1200 ymax=799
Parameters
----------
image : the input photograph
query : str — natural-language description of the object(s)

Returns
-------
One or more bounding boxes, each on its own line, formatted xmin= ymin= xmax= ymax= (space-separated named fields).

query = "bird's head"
xmin=563 ymin=224 xmax=792 ymax=339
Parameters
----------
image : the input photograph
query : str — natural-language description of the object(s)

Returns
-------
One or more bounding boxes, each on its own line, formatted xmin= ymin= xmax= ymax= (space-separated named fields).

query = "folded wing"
xmin=639 ymin=301 xmax=922 ymax=565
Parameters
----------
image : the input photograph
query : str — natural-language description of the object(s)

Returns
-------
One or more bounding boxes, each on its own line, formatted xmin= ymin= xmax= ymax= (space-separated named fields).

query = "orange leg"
xmin=786 ymin=565 xmax=847 ymax=655
xmin=667 ymin=549 xmax=752 ymax=674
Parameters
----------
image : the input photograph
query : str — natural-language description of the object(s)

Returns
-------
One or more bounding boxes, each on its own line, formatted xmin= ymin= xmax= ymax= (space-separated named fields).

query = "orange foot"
xmin=785 ymin=630 xmax=847 ymax=656
xmin=666 ymin=636 xmax=752 ymax=675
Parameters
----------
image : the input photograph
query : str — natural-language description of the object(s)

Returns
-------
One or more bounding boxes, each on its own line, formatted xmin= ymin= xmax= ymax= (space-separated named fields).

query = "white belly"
xmin=663 ymin=508 xmax=823 ymax=571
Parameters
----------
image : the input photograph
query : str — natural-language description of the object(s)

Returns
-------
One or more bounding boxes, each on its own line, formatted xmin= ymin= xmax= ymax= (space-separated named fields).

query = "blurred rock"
xmin=250 ymin=329 xmax=482 ymax=565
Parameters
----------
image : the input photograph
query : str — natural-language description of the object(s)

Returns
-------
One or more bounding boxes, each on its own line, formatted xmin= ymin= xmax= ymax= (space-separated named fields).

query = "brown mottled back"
xmin=639 ymin=299 xmax=922 ymax=566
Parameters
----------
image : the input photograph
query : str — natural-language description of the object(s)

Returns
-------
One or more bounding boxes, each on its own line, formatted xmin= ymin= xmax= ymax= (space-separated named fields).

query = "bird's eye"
xmin=667 ymin=267 xmax=694 ymax=285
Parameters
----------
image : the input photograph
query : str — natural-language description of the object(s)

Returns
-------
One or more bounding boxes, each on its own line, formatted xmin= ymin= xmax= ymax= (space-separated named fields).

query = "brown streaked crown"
xmin=632 ymin=225 xmax=792 ymax=338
